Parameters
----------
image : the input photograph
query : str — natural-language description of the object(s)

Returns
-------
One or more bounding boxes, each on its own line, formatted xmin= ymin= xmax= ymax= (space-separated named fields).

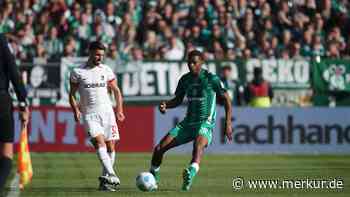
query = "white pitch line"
xmin=6 ymin=173 xmax=20 ymax=197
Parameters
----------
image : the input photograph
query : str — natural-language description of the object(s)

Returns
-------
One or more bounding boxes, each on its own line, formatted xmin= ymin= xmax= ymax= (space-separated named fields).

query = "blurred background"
xmin=1 ymin=0 xmax=349 ymax=153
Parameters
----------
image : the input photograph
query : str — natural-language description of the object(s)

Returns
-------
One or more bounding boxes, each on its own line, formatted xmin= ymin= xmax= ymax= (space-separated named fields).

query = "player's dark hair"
xmin=89 ymin=41 xmax=106 ymax=51
xmin=188 ymin=50 xmax=203 ymax=60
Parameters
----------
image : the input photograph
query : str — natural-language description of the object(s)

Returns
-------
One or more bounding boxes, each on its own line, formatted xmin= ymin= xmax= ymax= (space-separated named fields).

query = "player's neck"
xmin=87 ymin=60 xmax=98 ymax=68
xmin=191 ymin=69 xmax=203 ymax=78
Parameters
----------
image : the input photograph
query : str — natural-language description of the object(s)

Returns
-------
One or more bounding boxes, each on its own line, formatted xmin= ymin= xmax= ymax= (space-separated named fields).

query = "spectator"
xmin=131 ymin=47 xmax=144 ymax=61
xmin=301 ymin=28 xmax=314 ymax=57
xmin=164 ymin=36 xmax=185 ymax=60
xmin=34 ymin=11 xmax=50 ymax=36
xmin=106 ymin=42 xmax=119 ymax=60
xmin=143 ymin=30 xmax=160 ymax=59
xmin=219 ymin=64 xmax=244 ymax=106
xmin=312 ymin=34 xmax=326 ymax=57
xmin=63 ymin=36 xmax=79 ymax=57
xmin=290 ymin=41 xmax=303 ymax=59
xmin=117 ymin=13 xmax=136 ymax=51
xmin=326 ymin=41 xmax=341 ymax=58
xmin=44 ymin=27 xmax=64 ymax=60
xmin=104 ymin=1 xmax=118 ymax=26
xmin=93 ymin=9 xmax=114 ymax=44
xmin=277 ymin=0 xmax=293 ymax=29
xmin=245 ymin=67 xmax=273 ymax=108
xmin=83 ymin=2 xmax=94 ymax=24
xmin=0 ymin=2 xmax=14 ymax=34
xmin=212 ymin=41 xmax=225 ymax=60
xmin=226 ymin=47 xmax=236 ymax=60
xmin=77 ymin=13 xmax=92 ymax=55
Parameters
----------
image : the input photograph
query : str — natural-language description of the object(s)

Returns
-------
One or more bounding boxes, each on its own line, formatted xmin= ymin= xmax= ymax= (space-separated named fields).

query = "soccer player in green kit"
xmin=149 ymin=50 xmax=233 ymax=191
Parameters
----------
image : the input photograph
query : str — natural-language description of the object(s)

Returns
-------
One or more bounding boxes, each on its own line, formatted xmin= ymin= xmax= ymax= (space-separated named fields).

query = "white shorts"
xmin=82 ymin=109 xmax=120 ymax=141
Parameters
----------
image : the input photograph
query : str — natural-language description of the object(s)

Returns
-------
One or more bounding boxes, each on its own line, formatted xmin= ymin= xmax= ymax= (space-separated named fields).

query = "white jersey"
xmin=70 ymin=63 xmax=116 ymax=114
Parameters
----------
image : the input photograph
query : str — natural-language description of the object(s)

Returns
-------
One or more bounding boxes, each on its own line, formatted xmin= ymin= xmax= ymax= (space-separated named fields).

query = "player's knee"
xmin=106 ymin=141 xmax=116 ymax=152
xmin=195 ymin=138 xmax=208 ymax=149
xmin=95 ymin=140 xmax=106 ymax=148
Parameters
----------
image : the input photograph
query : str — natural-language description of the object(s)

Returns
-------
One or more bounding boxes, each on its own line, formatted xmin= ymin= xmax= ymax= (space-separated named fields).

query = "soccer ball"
xmin=136 ymin=172 xmax=158 ymax=191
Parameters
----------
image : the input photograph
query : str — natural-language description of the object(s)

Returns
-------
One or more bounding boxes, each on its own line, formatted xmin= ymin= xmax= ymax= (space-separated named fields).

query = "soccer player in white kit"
xmin=69 ymin=41 xmax=125 ymax=191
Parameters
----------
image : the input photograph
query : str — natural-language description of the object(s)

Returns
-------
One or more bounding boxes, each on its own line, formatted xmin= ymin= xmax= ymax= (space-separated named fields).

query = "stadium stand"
xmin=0 ymin=0 xmax=349 ymax=63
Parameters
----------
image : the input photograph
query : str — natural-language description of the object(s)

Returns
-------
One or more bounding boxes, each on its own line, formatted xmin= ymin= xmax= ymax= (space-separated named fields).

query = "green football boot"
xmin=182 ymin=166 xmax=197 ymax=191
xmin=150 ymin=169 xmax=160 ymax=185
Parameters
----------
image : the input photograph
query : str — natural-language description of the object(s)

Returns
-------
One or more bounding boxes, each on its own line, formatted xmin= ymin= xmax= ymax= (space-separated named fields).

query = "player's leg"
xmin=182 ymin=135 xmax=208 ymax=191
xmin=151 ymin=134 xmax=179 ymax=168
xmin=102 ymin=140 xmax=116 ymax=177
xmin=98 ymin=120 xmax=120 ymax=191
xmin=0 ymin=102 xmax=14 ymax=190
xmin=191 ymin=135 xmax=208 ymax=165
xmin=91 ymin=135 xmax=116 ymax=176
xmin=182 ymin=124 xmax=212 ymax=191
xmin=91 ymin=135 xmax=120 ymax=188
xmin=98 ymin=139 xmax=118 ymax=191
xmin=150 ymin=123 xmax=193 ymax=184
xmin=84 ymin=111 xmax=117 ymax=179
xmin=0 ymin=143 xmax=13 ymax=190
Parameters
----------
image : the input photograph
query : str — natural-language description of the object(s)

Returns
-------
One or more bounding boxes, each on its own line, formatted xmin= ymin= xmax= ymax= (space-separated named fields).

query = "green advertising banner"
xmin=313 ymin=59 xmax=350 ymax=92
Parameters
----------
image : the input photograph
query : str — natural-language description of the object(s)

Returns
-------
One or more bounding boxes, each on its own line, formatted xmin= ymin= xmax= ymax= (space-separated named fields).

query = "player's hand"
xmin=116 ymin=111 xmax=125 ymax=122
xmin=73 ymin=109 xmax=81 ymax=122
xmin=225 ymin=121 xmax=233 ymax=141
xmin=20 ymin=107 xmax=29 ymax=128
xmin=159 ymin=101 xmax=167 ymax=114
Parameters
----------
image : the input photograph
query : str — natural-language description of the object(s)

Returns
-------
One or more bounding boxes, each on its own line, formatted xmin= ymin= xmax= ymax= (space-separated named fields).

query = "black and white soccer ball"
xmin=136 ymin=172 xmax=157 ymax=191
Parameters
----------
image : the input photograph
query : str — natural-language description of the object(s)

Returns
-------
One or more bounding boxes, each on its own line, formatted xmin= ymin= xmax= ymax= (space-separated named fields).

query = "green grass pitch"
xmin=4 ymin=153 xmax=350 ymax=197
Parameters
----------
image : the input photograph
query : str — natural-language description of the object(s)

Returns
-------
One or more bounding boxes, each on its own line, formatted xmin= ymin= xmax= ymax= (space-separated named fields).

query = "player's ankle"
xmin=190 ymin=162 xmax=199 ymax=173
xmin=150 ymin=165 xmax=160 ymax=172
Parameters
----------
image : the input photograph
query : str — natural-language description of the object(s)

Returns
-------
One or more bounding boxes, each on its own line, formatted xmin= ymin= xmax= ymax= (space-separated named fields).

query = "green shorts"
xmin=168 ymin=120 xmax=214 ymax=145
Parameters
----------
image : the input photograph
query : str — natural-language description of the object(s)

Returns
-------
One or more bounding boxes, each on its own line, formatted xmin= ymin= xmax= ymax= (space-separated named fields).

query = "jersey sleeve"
xmin=106 ymin=67 xmax=116 ymax=82
xmin=70 ymin=69 xmax=80 ymax=84
xmin=174 ymin=76 xmax=186 ymax=96
xmin=212 ymin=74 xmax=227 ymax=97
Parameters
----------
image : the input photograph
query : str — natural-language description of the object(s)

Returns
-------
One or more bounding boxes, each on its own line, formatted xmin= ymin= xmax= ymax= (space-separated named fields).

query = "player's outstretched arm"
xmin=69 ymin=81 xmax=81 ymax=122
xmin=220 ymin=92 xmax=233 ymax=141
xmin=159 ymin=94 xmax=185 ymax=114
xmin=109 ymin=79 xmax=125 ymax=121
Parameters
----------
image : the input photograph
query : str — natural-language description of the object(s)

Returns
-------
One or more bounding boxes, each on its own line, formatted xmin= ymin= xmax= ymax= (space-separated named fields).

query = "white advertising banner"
xmin=155 ymin=107 xmax=350 ymax=154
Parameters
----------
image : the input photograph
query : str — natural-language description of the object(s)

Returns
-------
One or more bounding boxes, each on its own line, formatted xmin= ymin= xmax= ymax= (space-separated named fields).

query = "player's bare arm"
xmin=69 ymin=81 xmax=81 ymax=122
xmin=159 ymin=93 xmax=185 ymax=114
xmin=220 ymin=92 xmax=233 ymax=141
xmin=108 ymin=79 xmax=125 ymax=121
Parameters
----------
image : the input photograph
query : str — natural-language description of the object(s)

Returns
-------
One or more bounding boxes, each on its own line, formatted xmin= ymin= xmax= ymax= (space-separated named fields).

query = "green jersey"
xmin=175 ymin=69 xmax=227 ymax=124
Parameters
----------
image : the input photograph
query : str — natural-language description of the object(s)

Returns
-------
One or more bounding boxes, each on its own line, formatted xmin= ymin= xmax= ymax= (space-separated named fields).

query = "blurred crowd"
xmin=1 ymin=0 xmax=350 ymax=63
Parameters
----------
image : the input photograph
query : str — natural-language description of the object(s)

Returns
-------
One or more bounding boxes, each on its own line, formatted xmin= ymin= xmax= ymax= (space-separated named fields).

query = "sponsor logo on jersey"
xmin=84 ymin=83 xmax=106 ymax=88
xmin=188 ymin=97 xmax=205 ymax=101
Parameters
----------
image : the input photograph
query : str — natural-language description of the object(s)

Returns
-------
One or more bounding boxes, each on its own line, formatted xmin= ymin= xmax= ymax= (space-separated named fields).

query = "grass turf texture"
xmin=4 ymin=153 xmax=350 ymax=197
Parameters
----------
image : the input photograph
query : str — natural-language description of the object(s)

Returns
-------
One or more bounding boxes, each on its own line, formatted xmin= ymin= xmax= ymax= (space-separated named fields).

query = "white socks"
xmin=190 ymin=162 xmax=199 ymax=173
xmin=97 ymin=147 xmax=115 ymax=176
xmin=150 ymin=165 xmax=160 ymax=172
xmin=102 ymin=151 xmax=116 ymax=176
xmin=109 ymin=151 xmax=116 ymax=166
